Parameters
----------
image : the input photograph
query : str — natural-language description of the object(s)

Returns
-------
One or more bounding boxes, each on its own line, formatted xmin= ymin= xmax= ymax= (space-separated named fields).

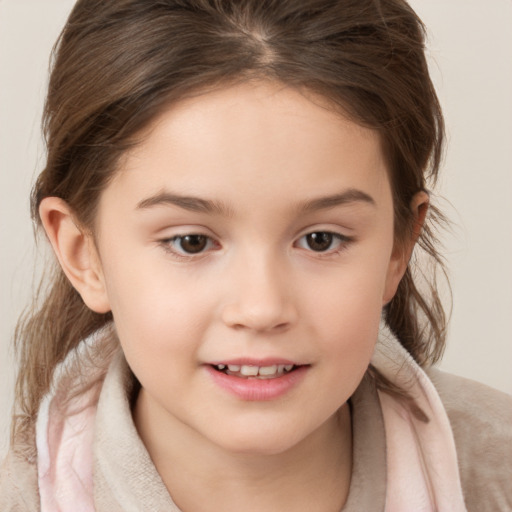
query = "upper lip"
xmin=207 ymin=358 xmax=305 ymax=367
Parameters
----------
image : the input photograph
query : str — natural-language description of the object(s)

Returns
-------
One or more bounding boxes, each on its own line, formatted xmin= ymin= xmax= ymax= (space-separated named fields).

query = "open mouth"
xmin=211 ymin=364 xmax=300 ymax=379
xmin=207 ymin=362 xmax=309 ymax=400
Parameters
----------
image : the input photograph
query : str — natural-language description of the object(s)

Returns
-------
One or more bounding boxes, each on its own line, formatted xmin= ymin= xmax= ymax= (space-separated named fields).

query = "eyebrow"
xmin=136 ymin=188 xmax=375 ymax=216
xmin=137 ymin=192 xmax=232 ymax=216
xmin=298 ymin=188 xmax=376 ymax=213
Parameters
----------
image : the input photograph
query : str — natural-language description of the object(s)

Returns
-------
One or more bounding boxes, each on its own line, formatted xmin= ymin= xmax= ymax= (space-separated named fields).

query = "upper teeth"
xmin=216 ymin=364 xmax=294 ymax=377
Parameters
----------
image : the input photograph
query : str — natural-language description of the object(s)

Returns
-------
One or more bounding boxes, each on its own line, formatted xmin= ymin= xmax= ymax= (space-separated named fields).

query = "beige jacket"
xmin=1 ymin=349 xmax=511 ymax=511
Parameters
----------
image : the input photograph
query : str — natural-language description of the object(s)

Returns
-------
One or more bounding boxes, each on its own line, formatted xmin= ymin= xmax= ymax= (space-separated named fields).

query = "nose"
xmin=220 ymin=253 xmax=298 ymax=333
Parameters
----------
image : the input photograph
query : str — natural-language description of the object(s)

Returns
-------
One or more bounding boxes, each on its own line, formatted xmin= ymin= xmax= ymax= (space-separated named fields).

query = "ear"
xmin=39 ymin=197 xmax=111 ymax=313
xmin=382 ymin=191 xmax=429 ymax=305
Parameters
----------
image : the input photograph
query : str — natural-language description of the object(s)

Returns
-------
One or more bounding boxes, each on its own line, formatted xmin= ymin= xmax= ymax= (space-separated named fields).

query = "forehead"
xmin=106 ymin=81 xmax=391 ymax=214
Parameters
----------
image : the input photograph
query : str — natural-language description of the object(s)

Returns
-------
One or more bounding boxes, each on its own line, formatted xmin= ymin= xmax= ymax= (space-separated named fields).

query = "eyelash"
xmin=159 ymin=230 xmax=353 ymax=260
xmin=294 ymin=231 xmax=353 ymax=255
xmin=160 ymin=234 xmax=220 ymax=260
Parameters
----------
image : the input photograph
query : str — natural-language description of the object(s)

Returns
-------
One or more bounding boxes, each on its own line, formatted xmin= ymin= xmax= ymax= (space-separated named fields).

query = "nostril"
xmin=228 ymin=320 xmax=291 ymax=332
xmin=220 ymin=296 xmax=297 ymax=332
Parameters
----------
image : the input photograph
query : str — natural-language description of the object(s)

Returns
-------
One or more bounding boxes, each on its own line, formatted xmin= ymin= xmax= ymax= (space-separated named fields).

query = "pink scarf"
xmin=36 ymin=325 xmax=467 ymax=511
xmin=372 ymin=326 xmax=467 ymax=511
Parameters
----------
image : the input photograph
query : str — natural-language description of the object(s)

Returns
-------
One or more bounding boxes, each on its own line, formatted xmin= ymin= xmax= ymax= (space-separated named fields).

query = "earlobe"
xmin=39 ymin=197 xmax=111 ymax=313
xmin=382 ymin=191 xmax=430 ymax=305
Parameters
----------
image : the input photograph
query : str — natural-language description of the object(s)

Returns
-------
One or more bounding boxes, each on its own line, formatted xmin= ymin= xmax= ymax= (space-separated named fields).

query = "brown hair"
xmin=13 ymin=0 xmax=447 ymax=440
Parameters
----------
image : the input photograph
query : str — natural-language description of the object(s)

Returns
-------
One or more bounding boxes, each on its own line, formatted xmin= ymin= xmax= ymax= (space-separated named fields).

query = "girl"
xmin=1 ymin=1 xmax=511 ymax=511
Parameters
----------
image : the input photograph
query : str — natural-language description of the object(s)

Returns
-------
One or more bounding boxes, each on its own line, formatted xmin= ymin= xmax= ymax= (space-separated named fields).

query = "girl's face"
xmin=93 ymin=81 xmax=406 ymax=455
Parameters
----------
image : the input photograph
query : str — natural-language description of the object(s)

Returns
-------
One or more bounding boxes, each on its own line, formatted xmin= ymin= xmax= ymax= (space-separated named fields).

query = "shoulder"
xmin=0 ymin=446 xmax=40 ymax=511
xmin=427 ymin=368 xmax=512 ymax=512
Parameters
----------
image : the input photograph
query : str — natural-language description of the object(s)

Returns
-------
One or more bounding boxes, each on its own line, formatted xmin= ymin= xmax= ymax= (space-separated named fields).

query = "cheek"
xmin=300 ymin=254 xmax=389 ymax=374
xmin=305 ymin=251 xmax=390 ymax=322
xmin=315 ymin=283 xmax=382 ymax=358
xmin=317 ymin=294 xmax=381 ymax=401
xmin=107 ymin=273 xmax=206 ymax=398
xmin=100 ymin=251 xmax=210 ymax=356
xmin=103 ymin=261 xmax=233 ymax=390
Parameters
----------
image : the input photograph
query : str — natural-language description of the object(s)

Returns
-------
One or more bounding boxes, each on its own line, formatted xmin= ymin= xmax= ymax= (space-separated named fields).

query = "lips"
xmin=206 ymin=360 xmax=309 ymax=400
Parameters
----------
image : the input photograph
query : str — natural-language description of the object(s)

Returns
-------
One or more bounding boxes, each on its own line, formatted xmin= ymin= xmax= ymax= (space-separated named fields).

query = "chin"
xmin=208 ymin=422 xmax=316 ymax=457
xmin=222 ymin=439 xmax=299 ymax=457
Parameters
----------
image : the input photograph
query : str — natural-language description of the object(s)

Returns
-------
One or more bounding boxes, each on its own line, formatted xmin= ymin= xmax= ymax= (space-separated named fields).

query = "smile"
xmin=206 ymin=362 xmax=309 ymax=401
xmin=212 ymin=364 xmax=296 ymax=379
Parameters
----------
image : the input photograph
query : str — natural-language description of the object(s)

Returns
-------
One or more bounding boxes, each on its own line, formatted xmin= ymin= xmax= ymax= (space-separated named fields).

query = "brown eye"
xmin=161 ymin=233 xmax=219 ymax=259
xmin=305 ymin=232 xmax=334 ymax=252
xmin=178 ymin=235 xmax=208 ymax=253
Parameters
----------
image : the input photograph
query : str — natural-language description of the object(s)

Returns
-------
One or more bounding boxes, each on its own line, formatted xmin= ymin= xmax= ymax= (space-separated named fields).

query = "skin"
xmin=40 ymin=81 xmax=426 ymax=512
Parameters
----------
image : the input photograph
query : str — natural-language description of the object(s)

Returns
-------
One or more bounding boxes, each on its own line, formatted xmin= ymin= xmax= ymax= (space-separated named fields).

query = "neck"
xmin=134 ymin=394 xmax=352 ymax=512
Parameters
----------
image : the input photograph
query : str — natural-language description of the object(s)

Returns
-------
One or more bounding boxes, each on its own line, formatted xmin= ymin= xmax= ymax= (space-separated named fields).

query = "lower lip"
xmin=205 ymin=366 xmax=309 ymax=401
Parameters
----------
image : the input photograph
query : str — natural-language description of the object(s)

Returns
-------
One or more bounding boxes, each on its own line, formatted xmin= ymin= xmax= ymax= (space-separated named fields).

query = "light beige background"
xmin=1 ymin=0 xmax=511 ymax=455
